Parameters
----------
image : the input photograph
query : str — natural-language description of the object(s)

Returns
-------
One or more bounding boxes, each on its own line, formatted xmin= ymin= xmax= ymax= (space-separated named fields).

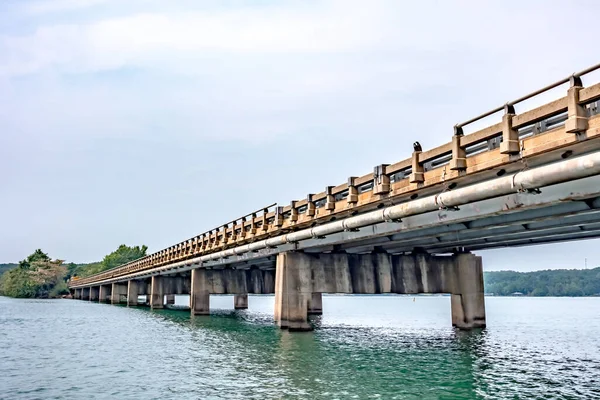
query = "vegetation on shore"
xmin=0 ymin=245 xmax=147 ymax=299
xmin=0 ymin=263 xmax=18 ymax=276
xmin=484 ymin=267 xmax=600 ymax=296
xmin=0 ymin=250 xmax=68 ymax=298
xmin=68 ymin=244 xmax=148 ymax=278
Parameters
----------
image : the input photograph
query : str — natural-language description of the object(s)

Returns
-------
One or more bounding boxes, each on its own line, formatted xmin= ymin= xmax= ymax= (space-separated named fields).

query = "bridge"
xmin=70 ymin=64 xmax=600 ymax=331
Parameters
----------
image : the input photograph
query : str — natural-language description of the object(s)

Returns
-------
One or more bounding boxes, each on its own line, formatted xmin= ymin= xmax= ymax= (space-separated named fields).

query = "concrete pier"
xmin=99 ymin=285 xmax=111 ymax=303
xmin=234 ymin=294 xmax=248 ymax=309
xmin=70 ymin=251 xmax=485 ymax=330
xmin=151 ymin=276 xmax=164 ymax=309
xmin=274 ymin=252 xmax=312 ymax=331
xmin=111 ymin=282 xmax=127 ymax=304
xmin=74 ymin=288 xmax=81 ymax=300
xmin=127 ymin=280 xmax=139 ymax=306
xmin=450 ymin=253 xmax=486 ymax=329
xmin=166 ymin=294 xmax=175 ymax=305
xmin=308 ymin=293 xmax=323 ymax=315
xmin=89 ymin=286 xmax=99 ymax=302
xmin=190 ymin=268 xmax=209 ymax=315
xmin=273 ymin=251 xmax=486 ymax=331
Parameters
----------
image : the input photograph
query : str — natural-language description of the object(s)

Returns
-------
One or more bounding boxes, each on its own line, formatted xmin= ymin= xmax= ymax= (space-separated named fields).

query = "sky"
xmin=1 ymin=0 xmax=600 ymax=271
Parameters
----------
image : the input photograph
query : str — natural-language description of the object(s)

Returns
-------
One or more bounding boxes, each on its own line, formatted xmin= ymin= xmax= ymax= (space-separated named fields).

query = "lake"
xmin=1 ymin=295 xmax=599 ymax=399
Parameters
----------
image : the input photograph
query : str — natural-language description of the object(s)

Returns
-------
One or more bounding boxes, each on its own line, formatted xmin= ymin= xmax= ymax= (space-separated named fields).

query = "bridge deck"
xmin=71 ymin=66 xmax=600 ymax=289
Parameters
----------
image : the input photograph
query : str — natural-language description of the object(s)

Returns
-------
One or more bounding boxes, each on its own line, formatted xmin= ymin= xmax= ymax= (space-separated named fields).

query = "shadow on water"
xmin=133 ymin=305 xmax=489 ymax=399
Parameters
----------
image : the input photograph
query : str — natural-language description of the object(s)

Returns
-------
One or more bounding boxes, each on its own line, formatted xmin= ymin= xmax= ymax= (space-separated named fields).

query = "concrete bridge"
xmin=70 ymin=64 xmax=600 ymax=331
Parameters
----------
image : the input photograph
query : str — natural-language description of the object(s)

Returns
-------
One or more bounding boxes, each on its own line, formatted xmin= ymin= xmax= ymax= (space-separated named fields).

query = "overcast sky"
xmin=1 ymin=0 xmax=600 ymax=271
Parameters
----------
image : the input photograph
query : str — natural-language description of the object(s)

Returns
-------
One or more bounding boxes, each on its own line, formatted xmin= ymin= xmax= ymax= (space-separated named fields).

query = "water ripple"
xmin=0 ymin=296 xmax=599 ymax=399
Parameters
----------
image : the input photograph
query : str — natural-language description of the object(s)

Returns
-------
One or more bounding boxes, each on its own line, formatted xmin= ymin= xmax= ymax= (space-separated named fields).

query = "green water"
xmin=1 ymin=295 xmax=599 ymax=399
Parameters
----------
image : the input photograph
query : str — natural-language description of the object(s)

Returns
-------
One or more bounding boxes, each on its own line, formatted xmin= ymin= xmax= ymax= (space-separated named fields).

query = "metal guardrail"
xmin=72 ymin=63 xmax=600 ymax=287
xmin=455 ymin=62 xmax=600 ymax=129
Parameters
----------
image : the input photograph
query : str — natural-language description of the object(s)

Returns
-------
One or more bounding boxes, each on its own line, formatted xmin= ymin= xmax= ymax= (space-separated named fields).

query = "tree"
xmin=27 ymin=249 xmax=50 ymax=264
xmin=1 ymin=246 xmax=148 ymax=298
xmin=73 ymin=244 xmax=148 ymax=277
xmin=0 ymin=250 xmax=67 ymax=298
xmin=102 ymin=244 xmax=148 ymax=271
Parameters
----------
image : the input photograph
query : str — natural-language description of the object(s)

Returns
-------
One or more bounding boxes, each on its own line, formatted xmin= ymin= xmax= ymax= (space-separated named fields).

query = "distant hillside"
xmin=484 ymin=267 xmax=600 ymax=296
xmin=0 ymin=263 xmax=18 ymax=276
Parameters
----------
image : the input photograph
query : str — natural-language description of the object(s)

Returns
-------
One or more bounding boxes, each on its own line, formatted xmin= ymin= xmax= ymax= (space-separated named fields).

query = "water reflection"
xmin=144 ymin=305 xmax=489 ymax=399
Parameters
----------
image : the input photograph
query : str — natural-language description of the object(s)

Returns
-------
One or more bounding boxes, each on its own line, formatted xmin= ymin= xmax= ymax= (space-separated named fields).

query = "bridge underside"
xmin=193 ymin=173 xmax=600 ymax=272
xmin=71 ymin=173 xmax=600 ymax=331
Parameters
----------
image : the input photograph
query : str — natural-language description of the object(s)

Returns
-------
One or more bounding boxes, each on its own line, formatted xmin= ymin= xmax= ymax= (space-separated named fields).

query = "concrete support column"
xmin=274 ymin=252 xmax=312 ymax=331
xmin=74 ymin=288 xmax=81 ymax=299
xmin=234 ymin=294 xmax=248 ymax=309
xmin=451 ymin=253 xmax=486 ymax=330
xmin=127 ymin=280 xmax=139 ymax=306
xmin=166 ymin=294 xmax=175 ymax=305
xmin=190 ymin=268 xmax=210 ymax=315
xmin=111 ymin=282 xmax=127 ymax=304
xmin=89 ymin=286 xmax=99 ymax=302
xmin=82 ymin=287 xmax=90 ymax=301
xmin=308 ymin=292 xmax=323 ymax=315
xmin=151 ymin=276 xmax=164 ymax=309
xmin=98 ymin=285 xmax=110 ymax=303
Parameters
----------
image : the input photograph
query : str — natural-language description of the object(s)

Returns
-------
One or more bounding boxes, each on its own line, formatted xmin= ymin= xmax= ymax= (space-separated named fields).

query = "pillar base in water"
xmin=166 ymin=294 xmax=175 ymax=305
xmin=151 ymin=276 xmax=164 ymax=309
xmin=274 ymin=252 xmax=313 ymax=331
xmin=450 ymin=253 xmax=486 ymax=330
xmin=308 ymin=293 xmax=323 ymax=315
xmin=98 ymin=285 xmax=110 ymax=303
xmin=191 ymin=269 xmax=210 ymax=315
xmin=127 ymin=280 xmax=139 ymax=306
xmin=111 ymin=282 xmax=127 ymax=304
xmin=90 ymin=286 xmax=99 ymax=302
xmin=234 ymin=294 xmax=248 ymax=309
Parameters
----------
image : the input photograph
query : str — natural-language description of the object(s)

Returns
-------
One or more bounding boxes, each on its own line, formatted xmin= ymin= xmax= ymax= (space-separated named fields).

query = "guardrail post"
xmin=239 ymin=218 xmax=247 ymax=239
xmin=325 ymin=186 xmax=335 ymax=210
xmin=261 ymin=208 xmax=269 ymax=231
xmin=250 ymin=214 xmax=257 ymax=235
xmin=230 ymin=223 xmax=238 ymax=242
xmin=409 ymin=148 xmax=424 ymax=183
xmin=290 ymin=201 xmax=298 ymax=222
xmin=566 ymin=76 xmax=588 ymax=133
xmin=306 ymin=194 xmax=316 ymax=217
xmin=450 ymin=126 xmax=466 ymax=170
xmin=500 ymin=104 xmax=520 ymax=154
xmin=208 ymin=231 xmax=216 ymax=250
xmin=199 ymin=234 xmax=206 ymax=252
xmin=274 ymin=206 xmax=284 ymax=226
xmin=222 ymin=225 xmax=230 ymax=247
xmin=373 ymin=164 xmax=390 ymax=194
xmin=347 ymin=177 xmax=358 ymax=205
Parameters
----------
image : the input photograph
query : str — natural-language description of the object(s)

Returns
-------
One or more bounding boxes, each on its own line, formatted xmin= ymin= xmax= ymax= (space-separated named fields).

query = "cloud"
xmin=19 ymin=0 xmax=112 ymax=14
xmin=1 ymin=2 xmax=387 ymax=77
xmin=2 ymin=0 xmax=600 ymax=263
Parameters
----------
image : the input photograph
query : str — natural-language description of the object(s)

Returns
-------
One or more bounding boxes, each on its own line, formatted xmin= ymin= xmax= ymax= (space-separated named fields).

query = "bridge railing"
xmin=71 ymin=63 xmax=600 ymax=287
